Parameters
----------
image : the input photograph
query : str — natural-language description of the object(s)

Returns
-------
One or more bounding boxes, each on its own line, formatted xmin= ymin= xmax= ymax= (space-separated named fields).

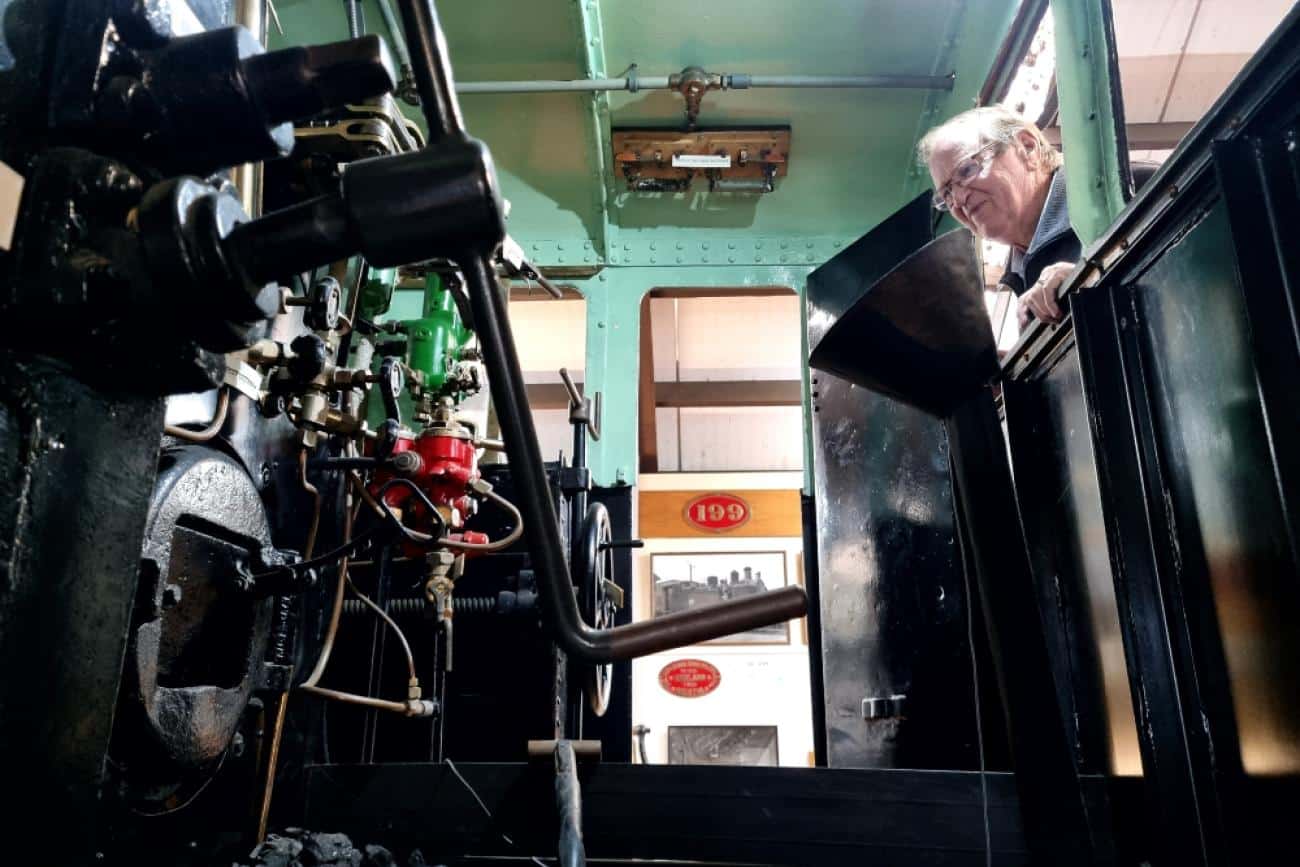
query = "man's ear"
xmin=1015 ymin=129 xmax=1039 ymax=167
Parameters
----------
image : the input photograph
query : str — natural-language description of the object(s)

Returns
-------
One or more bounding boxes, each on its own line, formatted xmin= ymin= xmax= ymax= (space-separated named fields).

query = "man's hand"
xmin=1017 ymin=261 xmax=1075 ymax=329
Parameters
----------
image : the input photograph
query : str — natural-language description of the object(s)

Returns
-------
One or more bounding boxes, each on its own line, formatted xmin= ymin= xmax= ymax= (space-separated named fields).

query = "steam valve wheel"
xmin=577 ymin=502 xmax=618 ymax=716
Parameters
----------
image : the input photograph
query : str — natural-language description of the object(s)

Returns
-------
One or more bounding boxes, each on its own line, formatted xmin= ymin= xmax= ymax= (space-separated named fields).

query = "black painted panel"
xmin=1134 ymin=201 xmax=1300 ymax=776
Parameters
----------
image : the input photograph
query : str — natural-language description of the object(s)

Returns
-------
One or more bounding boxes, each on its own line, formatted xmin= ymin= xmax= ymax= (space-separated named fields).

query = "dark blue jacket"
xmin=999 ymin=169 xmax=1077 ymax=295
xmin=998 ymin=164 xmax=1159 ymax=294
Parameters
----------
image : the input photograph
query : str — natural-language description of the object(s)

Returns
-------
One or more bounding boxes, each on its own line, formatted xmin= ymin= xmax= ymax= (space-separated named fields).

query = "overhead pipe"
xmin=456 ymin=70 xmax=954 ymax=94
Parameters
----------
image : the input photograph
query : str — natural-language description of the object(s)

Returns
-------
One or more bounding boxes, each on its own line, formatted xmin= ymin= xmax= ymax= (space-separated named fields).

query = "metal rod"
xmin=234 ymin=0 xmax=268 ymax=217
xmin=458 ymin=77 xmax=669 ymax=93
xmin=555 ymin=741 xmax=587 ymax=867
xmin=456 ymin=72 xmax=952 ymax=94
xmin=255 ymin=692 xmax=290 ymax=842
xmin=744 ymin=74 xmax=952 ymax=88
xmin=460 ymin=254 xmax=808 ymax=663
xmin=375 ymin=0 xmax=413 ymax=68
xmin=394 ymin=0 xmax=465 ymax=140
xmin=344 ymin=0 xmax=363 ymax=38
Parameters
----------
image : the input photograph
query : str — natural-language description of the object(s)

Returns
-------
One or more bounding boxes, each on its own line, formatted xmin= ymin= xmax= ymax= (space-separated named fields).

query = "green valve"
xmin=368 ymin=273 xmax=473 ymax=430
xmin=356 ymin=266 xmax=399 ymax=320
xmin=406 ymin=273 xmax=470 ymax=391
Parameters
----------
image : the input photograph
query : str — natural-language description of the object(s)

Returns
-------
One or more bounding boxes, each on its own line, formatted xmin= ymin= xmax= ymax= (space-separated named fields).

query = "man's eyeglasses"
xmin=932 ymin=140 xmax=1003 ymax=212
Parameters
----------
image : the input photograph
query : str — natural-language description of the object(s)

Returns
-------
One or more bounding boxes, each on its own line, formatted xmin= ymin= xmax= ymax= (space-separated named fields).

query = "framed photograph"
xmin=651 ymin=550 xmax=789 ymax=644
xmin=667 ymin=725 xmax=779 ymax=766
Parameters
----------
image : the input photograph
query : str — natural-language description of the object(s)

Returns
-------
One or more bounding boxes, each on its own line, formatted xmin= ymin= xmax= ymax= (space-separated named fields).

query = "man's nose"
xmin=952 ymin=181 xmax=976 ymax=212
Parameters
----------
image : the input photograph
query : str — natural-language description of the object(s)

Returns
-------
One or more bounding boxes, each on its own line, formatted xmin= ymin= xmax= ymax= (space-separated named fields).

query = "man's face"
xmin=927 ymin=129 xmax=1040 ymax=246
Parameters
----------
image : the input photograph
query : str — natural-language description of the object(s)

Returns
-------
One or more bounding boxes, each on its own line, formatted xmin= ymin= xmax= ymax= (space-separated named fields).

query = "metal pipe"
xmin=234 ymin=0 xmax=268 ymax=217
xmin=458 ymin=77 xmax=669 ymax=94
xmin=460 ymin=254 xmax=808 ymax=663
xmin=455 ymin=72 xmax=952 ymax=94
xmin=164 ymin=388 xmax=230 ymax=442
xmin=344 ymin=0 xmax=364 ymax=38
xmin=743 ymin=74 xmax=952 ymax=88
xmin=554 ymin=741 xmax=587 ymax=867
xmin=395 ymin=0 xmax=465 ymax=141
xmin=375 ymin=0 xmax=414 ymax=69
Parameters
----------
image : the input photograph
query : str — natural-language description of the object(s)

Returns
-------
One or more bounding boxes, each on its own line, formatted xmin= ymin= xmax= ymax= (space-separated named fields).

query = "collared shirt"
xmin=1000 ymin=169 xmax=1079 ymax=295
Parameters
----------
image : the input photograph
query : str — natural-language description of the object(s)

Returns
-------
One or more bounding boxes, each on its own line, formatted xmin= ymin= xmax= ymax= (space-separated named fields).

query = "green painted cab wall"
xmin=271 ymin=0 xmax=1023 ymax=485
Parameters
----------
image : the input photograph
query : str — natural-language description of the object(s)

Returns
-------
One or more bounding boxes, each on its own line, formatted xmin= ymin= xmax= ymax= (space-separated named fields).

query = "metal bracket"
xmin=861 ymin=694 xmax=908 ymax=720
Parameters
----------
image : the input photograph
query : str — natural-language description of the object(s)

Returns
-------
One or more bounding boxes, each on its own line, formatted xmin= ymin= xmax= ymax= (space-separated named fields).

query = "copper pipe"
xmin=299 ymin=685 xmax=408 ymax=714
xmin=301 ymin=494 xmax=359 ymax=688
xmin=346 ymin=571 xmax=417 ymax=680
xmin=298 ymin=448 xmax=322 ymax=560
xmin=164 ymin=389 xmax=230 ymax=442
xmin=254 ymin=691 xmax=289 ymax=842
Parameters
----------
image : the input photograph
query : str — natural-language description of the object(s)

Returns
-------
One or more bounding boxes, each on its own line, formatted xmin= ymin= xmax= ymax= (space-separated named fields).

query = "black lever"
xmin=559 ymin=367 xmax=600 ymax=442
xmin=378 ymin=356 xmax=404 ymax=425
xmin=101 ymin=30 xmax=397 ymax=175
xmin=243 ymin=35 xmax=398 ymax=126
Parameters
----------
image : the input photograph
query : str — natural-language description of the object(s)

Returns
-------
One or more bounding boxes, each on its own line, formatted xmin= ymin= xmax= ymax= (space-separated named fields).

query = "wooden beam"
xmin=525 ymin=379 xmax=802 ymax=410
xmin=638 ymin=299 xmax=658 ymax=473
xmin=1043 ymin=121 xmax=1194 ymax=151
xmin=656 ymin=380 xmax=801 ymax=407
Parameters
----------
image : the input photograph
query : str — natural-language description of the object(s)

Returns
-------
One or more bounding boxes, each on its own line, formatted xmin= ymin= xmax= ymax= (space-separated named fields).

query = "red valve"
xmin=370 ymin=426 xmax=480 ymax=550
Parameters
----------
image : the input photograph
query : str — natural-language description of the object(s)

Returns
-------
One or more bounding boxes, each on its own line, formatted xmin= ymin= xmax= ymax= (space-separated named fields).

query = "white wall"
xmin=510 ymin=298 xmax=586 ymax=384
xmin=632 ymin=472 xmax=813 ymax=767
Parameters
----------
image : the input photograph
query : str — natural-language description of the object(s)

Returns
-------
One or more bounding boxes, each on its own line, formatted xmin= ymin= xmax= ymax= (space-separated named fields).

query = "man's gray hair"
xmin=916 ymin=104 xmax=1063 ymax=172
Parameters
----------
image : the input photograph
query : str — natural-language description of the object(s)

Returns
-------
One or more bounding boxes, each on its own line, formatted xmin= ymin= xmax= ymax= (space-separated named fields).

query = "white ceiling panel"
xmin=1184 ymin=0 xmax=1293 ymax=54
xmin=1112 ymin=0 xmax=1198 ymax=57
xmin=1163 ymin=52 xmax=1258 ymax=121
xmin=1116 ymin=55 xmax=1181 ymax=123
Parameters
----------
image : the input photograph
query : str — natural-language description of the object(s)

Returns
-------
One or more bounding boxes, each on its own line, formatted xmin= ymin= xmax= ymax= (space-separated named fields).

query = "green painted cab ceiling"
xmin=273 ymin=0 xmax=1019 ymax=262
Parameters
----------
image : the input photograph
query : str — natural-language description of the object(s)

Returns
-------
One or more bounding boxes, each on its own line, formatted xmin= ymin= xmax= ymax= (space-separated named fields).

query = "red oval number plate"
xmin=683 ymin=492 xmax=750 ymax=533
xmin=659 ymin=659 xmax=722 ymax=698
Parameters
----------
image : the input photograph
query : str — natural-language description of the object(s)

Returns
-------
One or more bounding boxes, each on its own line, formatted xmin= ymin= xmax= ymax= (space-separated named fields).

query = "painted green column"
xmin=578 ymin=270 xmax=646 ymax=486
xmin=1051 ymin=0 xmax=1128 ymax=245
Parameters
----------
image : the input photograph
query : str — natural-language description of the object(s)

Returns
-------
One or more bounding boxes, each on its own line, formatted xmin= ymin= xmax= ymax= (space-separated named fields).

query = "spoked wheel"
xmin=575 ymin=501 xmax=618 ymax=716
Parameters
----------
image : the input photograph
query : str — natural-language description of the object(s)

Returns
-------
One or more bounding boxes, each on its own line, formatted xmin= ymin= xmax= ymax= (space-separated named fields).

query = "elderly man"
xmin=917 ymin=105 xmax=1074 ymax=328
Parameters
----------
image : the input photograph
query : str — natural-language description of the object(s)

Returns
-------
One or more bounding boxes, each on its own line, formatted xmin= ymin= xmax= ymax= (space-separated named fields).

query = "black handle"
xmin=243 ymin=35 xmax=397 ymax=125
xmin=378 ymin=356 xmax=404 ymax=424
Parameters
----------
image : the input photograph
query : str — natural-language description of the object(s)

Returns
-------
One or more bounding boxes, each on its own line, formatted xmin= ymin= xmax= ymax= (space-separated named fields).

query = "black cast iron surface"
xmin=809 ymin=228 xmax=997 ymax=417
xmin=805 ymin=192 xmax=984 ymax=772
xmin=302 ymin=763 xmax=1119 ymax=866
xmin=0 ymin=356 xmax=165 ymax=859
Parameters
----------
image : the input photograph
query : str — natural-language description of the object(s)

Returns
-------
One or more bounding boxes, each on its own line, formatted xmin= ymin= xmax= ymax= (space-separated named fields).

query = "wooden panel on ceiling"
xmin=639 ymin=488 xmax=802 ymax=538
